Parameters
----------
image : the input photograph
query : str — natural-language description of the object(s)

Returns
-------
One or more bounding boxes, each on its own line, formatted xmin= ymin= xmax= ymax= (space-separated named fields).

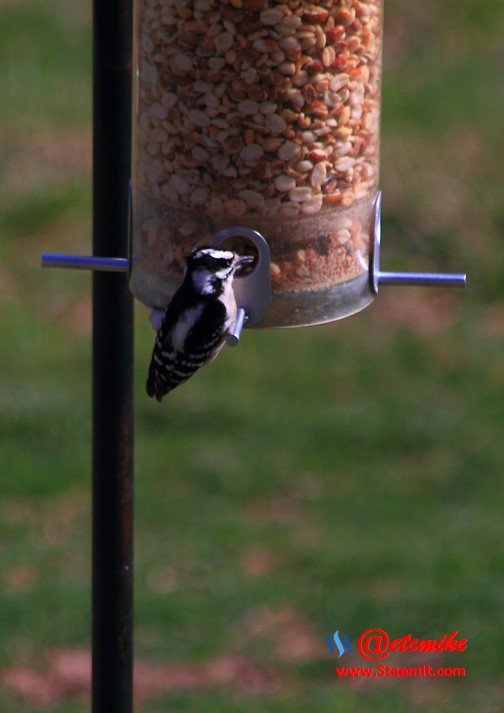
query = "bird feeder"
xmin=131 ymin=0 xmax=384 ymax=326
xmin=43 ymin=0 xmax=465 ymax=332
xmin=129 ymin=0 xmax=464 ymax=327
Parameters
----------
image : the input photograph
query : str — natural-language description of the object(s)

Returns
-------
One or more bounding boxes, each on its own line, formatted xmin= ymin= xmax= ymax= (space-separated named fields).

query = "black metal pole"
xmin=92 ymin=1 xmax=134 ymax=712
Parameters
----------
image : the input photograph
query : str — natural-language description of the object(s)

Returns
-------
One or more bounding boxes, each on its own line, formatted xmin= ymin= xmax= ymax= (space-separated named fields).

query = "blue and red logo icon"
xmin=325 ymin=628 xmax=467 ymax=660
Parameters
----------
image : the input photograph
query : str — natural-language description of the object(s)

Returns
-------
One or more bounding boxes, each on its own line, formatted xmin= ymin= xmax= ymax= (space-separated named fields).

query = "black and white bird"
xmin=147 ymin=246 xmax=253 ymax=402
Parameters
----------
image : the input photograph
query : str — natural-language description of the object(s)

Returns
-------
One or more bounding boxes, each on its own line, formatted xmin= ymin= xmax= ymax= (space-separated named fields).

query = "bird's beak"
xmin=234 ymin=254 xmax=255 ymax=274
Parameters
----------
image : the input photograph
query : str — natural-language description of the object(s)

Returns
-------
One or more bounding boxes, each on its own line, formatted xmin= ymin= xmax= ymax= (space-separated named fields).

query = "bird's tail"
xmin=146 ymin=358 xmax=158 ymax=400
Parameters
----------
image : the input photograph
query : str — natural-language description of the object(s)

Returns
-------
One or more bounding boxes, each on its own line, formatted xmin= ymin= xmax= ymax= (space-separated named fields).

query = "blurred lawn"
xmin=1 ymin=1 xmax=503 ymax=712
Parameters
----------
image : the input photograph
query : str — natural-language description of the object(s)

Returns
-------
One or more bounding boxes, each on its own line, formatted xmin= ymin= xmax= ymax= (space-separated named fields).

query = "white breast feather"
xmin=219 ymin=279 xmax=238 ymax=331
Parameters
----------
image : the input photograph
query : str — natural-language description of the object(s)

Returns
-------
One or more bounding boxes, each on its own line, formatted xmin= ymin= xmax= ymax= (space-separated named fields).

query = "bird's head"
xmin=185 ymin=247 xmax=254 ymax=295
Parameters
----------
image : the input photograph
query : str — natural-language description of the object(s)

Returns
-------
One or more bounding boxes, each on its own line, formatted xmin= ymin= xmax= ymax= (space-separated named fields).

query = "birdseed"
xmin=132 ymin=0 xmax=383 ymax=306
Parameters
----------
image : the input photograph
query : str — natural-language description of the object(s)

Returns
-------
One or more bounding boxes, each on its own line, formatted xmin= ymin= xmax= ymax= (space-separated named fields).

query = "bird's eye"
xmin=213 ymin=257 xmax=232 ymax=269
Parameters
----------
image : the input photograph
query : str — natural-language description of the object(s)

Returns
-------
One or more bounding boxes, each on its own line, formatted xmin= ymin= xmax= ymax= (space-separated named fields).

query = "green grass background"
xmin=1 ymin=0 xmax=503 ymax=711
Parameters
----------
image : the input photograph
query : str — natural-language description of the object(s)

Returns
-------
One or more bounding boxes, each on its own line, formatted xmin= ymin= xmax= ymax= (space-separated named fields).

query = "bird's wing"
xmin=147 ymin=299 xmax=228 ymax=401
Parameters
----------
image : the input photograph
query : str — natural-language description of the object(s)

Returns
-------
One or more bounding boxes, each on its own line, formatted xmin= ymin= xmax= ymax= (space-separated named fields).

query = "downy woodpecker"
xmin=147 ymin=247 xmax=253 ymax=401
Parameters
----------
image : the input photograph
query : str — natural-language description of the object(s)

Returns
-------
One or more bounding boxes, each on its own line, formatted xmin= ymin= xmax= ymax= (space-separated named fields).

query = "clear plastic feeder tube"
xmin=131 ymin=0 xmax=383 ymax=327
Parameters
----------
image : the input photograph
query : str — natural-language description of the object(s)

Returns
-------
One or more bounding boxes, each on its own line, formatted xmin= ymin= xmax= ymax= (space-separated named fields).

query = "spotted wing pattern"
xmin=147 ymin=297 xmax=228 ymax=402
